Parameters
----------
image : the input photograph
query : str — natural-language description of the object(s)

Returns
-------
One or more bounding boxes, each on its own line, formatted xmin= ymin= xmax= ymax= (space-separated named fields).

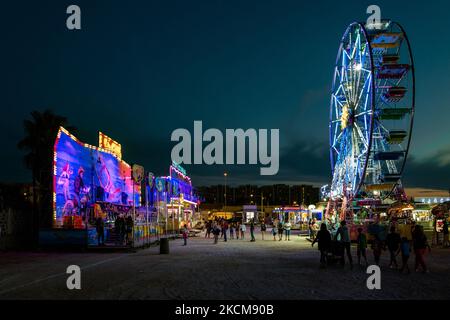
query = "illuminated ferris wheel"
xmin=329 ymin=20 xmax=415 ymax=200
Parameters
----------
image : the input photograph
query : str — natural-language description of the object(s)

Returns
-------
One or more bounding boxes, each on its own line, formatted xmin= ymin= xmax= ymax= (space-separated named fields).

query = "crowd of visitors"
xmin=311 ymin=220 xmax=432 ymax=273
xmin=177 ymin=215 xmax=437 ymax=275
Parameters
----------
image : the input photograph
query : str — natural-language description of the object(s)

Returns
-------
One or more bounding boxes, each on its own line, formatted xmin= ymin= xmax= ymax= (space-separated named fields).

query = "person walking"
xmin=398 ymin=236 xmax=411 ymax=274
xmin=114 ymin=215 xmax=124 ymax=245
xmin=308 ymin=218 xmax=315 ymax=239
xmin=236 ymin=222 xmax=240 ymax=240
xmin=356 ymin=227 xmax=368 ymax=267
xmin=260 ymin=221 xmax=267 ymax=240
xmin=229 ymin=223 xmax=235 ymax=240
xmin=412 ymin=225 xmax=431 ymax=273
xmin=386 ymin=226 xmax=401 ymax=268
xmin=95 ymin=216 xmax=105 ymax=246
xmin=272 ymin=223 xmax=277 ymax=241
xmin=182 ymin=224 xmax=188 ymax=246
xmin=126 ymin=215 xmax=133 ymax=246
xmin=277 ymin=220 xmax=284 ymax=241
xmin=335 ymin=220 xmax=353 ymax=268
xmin=442 ymin=219 xmax=449 ymax=248
xmin=284 ymin=220 xmax=292 ymax=241
xmin=220 ymin=220 xmax=225 ymax=239
xmin=205 ymin=221 xmax=212 ymax=239
xmin=250 ymin=219 xmax=256 ymax=242
xmin=371 ymin=234 xmax=384 ymax=266
xmin=213 ymin=223 xmax=221 ymax=244
xmin=240 ymin=223 xmax=246 ymax=240
xmin=223 ymin=220 xmax=229 ymax=242
xmin=311 ymin=223 xmax=331 ymax=267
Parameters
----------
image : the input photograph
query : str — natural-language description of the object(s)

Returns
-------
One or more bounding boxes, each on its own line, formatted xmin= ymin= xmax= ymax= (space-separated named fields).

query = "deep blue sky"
xmin=1 ymin=0 xmax=450 ymax=188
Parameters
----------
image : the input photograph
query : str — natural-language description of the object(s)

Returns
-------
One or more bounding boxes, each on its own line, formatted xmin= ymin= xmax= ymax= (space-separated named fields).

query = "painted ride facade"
xmin=40 ymin=127 xmax=200 ymax=248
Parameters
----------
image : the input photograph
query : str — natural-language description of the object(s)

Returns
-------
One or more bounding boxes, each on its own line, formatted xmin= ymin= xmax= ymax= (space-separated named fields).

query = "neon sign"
xmin=99 ymin=131 xmax=122 ymax=159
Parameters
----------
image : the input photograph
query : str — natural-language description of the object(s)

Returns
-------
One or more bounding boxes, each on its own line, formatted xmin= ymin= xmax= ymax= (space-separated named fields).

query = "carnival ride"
xmin=327 ymin=19 xmax=415 ymax=226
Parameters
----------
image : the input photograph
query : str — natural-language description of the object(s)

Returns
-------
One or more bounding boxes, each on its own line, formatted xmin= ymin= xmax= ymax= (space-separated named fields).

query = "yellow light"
xmin=341 ymin=104 xmax=349 ymax=130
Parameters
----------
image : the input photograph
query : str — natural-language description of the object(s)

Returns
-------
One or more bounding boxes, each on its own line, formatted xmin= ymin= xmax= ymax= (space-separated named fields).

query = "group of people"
xmin=271 ymin=219 xmax=292 ymax=241
xmin=202 ymin=218 xmax=294 ymax=243
xmin=204 ymin=218 xmax=252 ymax=243
xmin=311 ymin=220 xmax=432 ymax=273
xmin=94 ymin=214 xmax=133 ymax=246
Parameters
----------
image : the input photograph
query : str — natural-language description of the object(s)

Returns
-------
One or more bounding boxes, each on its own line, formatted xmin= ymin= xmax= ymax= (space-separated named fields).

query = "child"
xmin=398 ymin=237 xmax=411 ymax=274
xmin=272 ymin=225 xmax=277 ymax=241
xmin=371 ymin=235 xmax=384 ymax=266
xmin=356 ymin=228 xmax=368 ymax=266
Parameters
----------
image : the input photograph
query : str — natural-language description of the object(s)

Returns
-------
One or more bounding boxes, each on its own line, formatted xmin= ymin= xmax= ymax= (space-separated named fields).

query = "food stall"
xmin=431 ymin=202 xmax=450 ymax=244
xmin=272 ymin=206 xmax=311 ymax=229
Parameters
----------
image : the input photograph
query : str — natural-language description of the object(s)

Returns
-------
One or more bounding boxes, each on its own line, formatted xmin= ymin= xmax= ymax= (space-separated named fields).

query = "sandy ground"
xmin=0 ymin=230 xmax=449 ymax=300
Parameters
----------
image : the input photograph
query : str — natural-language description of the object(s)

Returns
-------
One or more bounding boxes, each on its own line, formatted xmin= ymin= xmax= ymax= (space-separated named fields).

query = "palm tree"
xmin=17 ymin=109 xmax=76 ymax=245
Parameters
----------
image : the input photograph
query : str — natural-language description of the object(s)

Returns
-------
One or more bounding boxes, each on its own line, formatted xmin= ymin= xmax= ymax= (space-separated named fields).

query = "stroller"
xmin=326 ymin=240 xmax=344 ymax=265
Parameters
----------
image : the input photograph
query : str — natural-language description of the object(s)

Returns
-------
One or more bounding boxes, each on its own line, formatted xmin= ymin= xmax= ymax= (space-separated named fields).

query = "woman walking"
xmin=356 ymin=228 xmax=368 ymax=266
xmin=240 ymin=223 xmax=246 ymax=240
xmin=312 ymin=223 xmax=331 ymax=267
xmin=412 ymin=225 xmax=431 ymax=273
xmin=284 ymin=220 xmax=292 ymax=241
xmin=272 ymin=223 xmax=277 ymax=241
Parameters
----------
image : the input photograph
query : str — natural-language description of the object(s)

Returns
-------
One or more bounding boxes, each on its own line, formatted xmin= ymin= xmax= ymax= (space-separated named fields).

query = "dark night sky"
xmin=1 ymin=0 xmax=450 ymax=189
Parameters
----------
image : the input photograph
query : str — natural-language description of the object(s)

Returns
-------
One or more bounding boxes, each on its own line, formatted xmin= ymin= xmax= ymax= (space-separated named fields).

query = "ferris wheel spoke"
xmin=354 ymin=110 xmax=372 ymax=118
xmin=352 ymin=32 xmax=363 ymax=104
xmin=332 ymin=130 xmax=344 ymax=148
xmin=333 ymin=94 xmax=345 ymax=108
xmin=339 ymin=54 xmax=352 ymax=106
xmin=354 ymin=122 xmax=369 ymax=149
xmin=354 ymin=73 xmax=371 ymax=112
xmin=375 ymin=118 xmax=390 ymax=136
xmin=332 ymin=146 xmax=340 ymax=155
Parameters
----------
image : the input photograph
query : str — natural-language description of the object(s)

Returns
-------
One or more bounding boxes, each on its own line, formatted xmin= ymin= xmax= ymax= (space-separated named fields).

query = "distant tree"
xmin=17 ymin=109 xmax=76 ymax=243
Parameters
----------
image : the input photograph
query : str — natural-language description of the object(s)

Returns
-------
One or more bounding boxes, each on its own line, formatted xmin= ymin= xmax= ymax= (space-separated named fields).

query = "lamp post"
xmin=224 ymin=172 xmax=228 ymax=210
xmin=261 ymin=191 xmax=264 ymax=223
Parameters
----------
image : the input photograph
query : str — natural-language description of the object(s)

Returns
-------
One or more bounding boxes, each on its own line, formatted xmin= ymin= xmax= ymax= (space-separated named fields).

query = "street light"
xmin=224 ymin=172 xmax=228 ymax=209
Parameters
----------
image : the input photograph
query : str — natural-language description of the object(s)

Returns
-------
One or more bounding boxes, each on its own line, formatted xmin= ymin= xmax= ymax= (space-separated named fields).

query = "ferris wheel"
xmin=329 ymin=20 xmax=415 ymax=201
